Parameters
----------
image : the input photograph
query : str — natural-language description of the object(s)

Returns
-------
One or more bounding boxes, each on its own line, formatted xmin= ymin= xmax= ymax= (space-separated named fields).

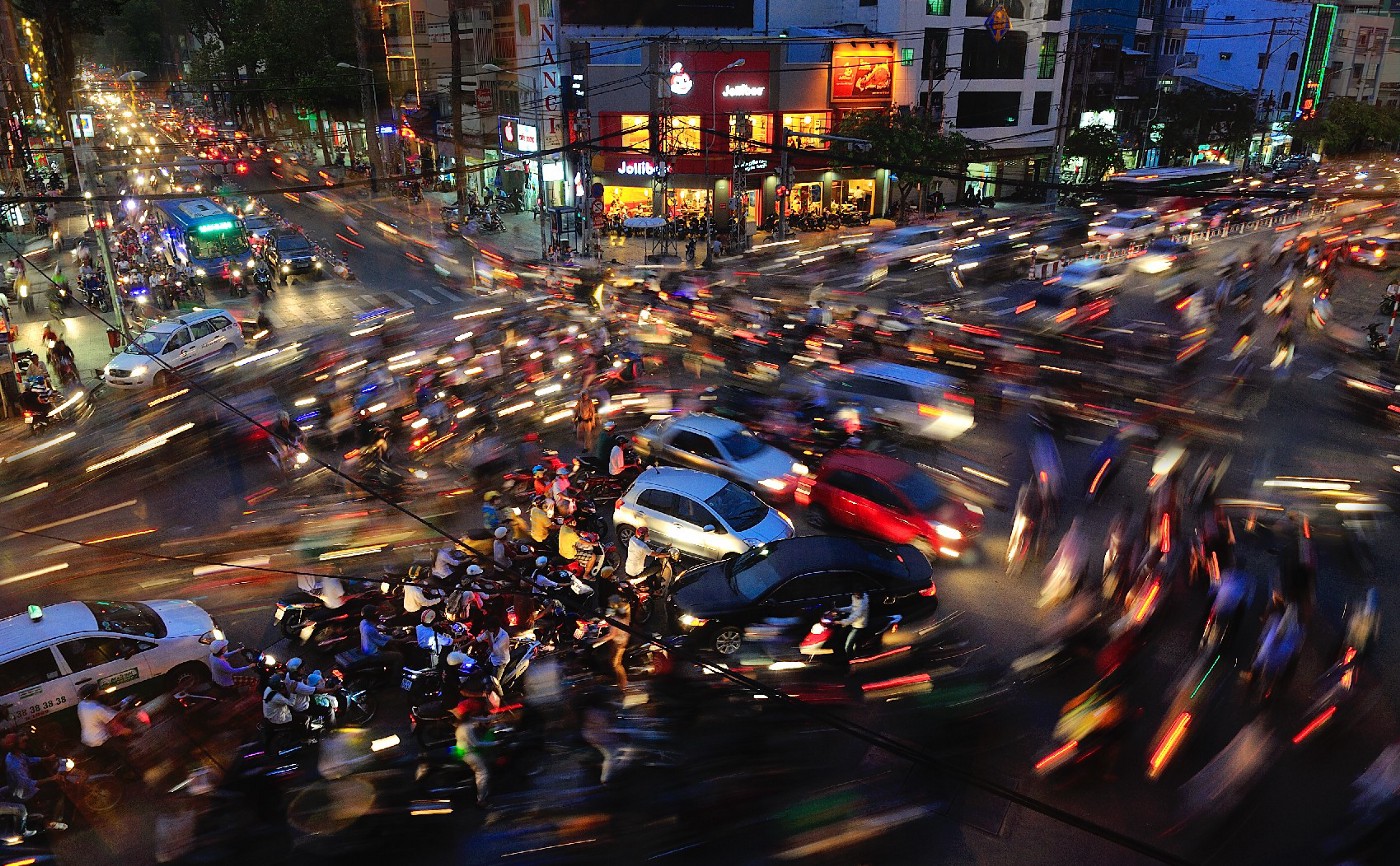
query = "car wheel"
xmin=218 ymin=345 xmax=236 ymax=361
xmin=616 ymin=524 xmax=637 ymax=546
xmin=166 ymin=661 xmax=211 ymax=691
xmin=713 ymin=625 xmax=743 ymax=656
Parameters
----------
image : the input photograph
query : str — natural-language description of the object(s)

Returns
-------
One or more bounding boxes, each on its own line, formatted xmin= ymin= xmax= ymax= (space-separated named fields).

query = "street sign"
xmin=590 ymin=198 xmax=605 ymax=228
xmin=475 ymin=87 xmax=494 ymax=113
xmin=591 ymin=181 xmax=604 ymax=199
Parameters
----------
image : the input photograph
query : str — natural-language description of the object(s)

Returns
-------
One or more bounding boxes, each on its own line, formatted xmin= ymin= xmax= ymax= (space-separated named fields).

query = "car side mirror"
xmin=703 ymin=524 xmax=717 ymax=533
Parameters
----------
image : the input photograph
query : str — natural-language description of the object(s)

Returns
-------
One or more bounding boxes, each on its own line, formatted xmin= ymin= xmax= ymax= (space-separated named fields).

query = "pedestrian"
xmin=450 ymin=680 xmax=498 ymax=807
xmin=603 ymin=593 xmax=632 ymax=690
xmin=965 ymin=184 xmax=978 ymax=206
xmin=574 ymin=388 xmax=598 ymax=450
xmin=932 ymin=188 xmax=945 ymax=213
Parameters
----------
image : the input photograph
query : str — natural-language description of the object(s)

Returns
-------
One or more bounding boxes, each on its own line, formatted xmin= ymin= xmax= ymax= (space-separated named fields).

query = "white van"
xmin=0 ymin=600 xmax=219 ymax=728
xmin=103 ymin=308 xmax=243 ymax=389
xmin=860 ymin=225 xmax=953 ymax=283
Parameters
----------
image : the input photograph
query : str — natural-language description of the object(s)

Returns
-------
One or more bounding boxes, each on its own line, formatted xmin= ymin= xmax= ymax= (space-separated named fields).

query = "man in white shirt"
xmin=478 ymin=618 xmax=512 ymax=691
xmin=77 ymin=684 xmax=118 ymax=750
xmin=432 ymin=545 xmax=467 ymax=581
xmin=294 ymin=572 xmax=349 ymax=642
xmin=416 ymin=609 xmax=455 ymax=666
xmin=491 ymin=526 xmax=513 ymax=570
xmin=403 ymin=575 xmax=444 ymax=615
xmin=609 ymin=440 xmax=634 ymax=477
xmin=624 ymin=525 xmax=663 ymax=583
xmin=836 ymin=592 xmax=870 ymax=658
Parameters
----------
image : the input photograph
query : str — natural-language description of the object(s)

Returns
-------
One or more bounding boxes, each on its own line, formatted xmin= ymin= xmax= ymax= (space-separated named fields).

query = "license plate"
xmin=400 ymin=677 xmax=413 ymax=691
xmin=274 ymin=608 xmax=284 ymax=622
xmin=23 ymin=416 xmax=32 ymax=424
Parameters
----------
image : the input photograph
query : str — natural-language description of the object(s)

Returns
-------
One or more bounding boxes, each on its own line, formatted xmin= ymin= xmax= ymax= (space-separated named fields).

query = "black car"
xmin=671 ymin=535 xmax=937 ymax=655
xmin=265 ymin=231 xmax=321 ymax=282
xmin=950 ymin=233 xmax=1031 ymax=282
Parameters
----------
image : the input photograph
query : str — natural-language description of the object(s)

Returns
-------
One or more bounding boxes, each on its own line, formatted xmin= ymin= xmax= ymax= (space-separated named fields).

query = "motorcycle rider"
xmin=592 ymin=420 xmax=618 ymax=465
xmin=476 ymin=614 xmax=512 ymax=689
xmin=557 ymin=517 xmax=583 ymax=563
xmin=293 ymin=572 xmax=348 ymax=641
xmin=209 ymin=639 xmax=254 ymax=697
xmin=604 ymin=594 xmax=633 ymax=690
xmin=528 ymin=555 xmax=563 ymax=591
xmin=481 ymin=491 xmax=504 ymax=533
xmin=624 ymin=525 xmax=666 ymax=584
xmin=402 ymin=566 xmax=445 ymax=616
xmin=449 ymin=678 xmax=499 ymax=807
xmin=491 ymin=526 xmax=514 ymax=570
xmin=432 ymin=544 xmax=468 ymax=582
xmin=3 ymin=733 xmax=67 ymax=831
xmin=358 ymin=605 xmax=405 ymax=671
xmin=609 ymin=435 xmax=639 ymax=478
xmin=834 ymin=591 xmax=871 ymax=659
xmin=261 ymin=674 xmax=299 ymax=746
xmin=528 ymin=495 xmax=555 ymax=548
xmin=284 ymin=658 xmax=333 ymax=729
xmin=77 ymin=684 xmax=132 ymax=762
xmin=416 ymin=609 xmax=456 ymax=666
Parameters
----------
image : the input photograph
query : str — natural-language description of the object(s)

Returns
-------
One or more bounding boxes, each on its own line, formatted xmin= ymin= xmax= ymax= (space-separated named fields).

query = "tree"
xmin=1290 ymin=98 xmax=1400 ymax=156
xmin=1151 ymin=84 xmax=1256 ymax=165
xmin=1063 ymin=123 xmax=1124 ymax=183
xmin=835 ymin=109 xmax=988 ymax=218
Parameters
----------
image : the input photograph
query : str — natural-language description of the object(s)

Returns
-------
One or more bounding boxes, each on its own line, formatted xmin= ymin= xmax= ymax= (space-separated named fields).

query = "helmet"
xmin=615 ymin=435 xmax=628 ymax=445
xmin=494 ymin=526 xmax=509 ymax=539
xmin=532 ymin=464 xmax=546 ymax=474
xmin=286 ymin=657 xmax=304 ymax=672
xmin=78 ymin=683 xmax=99 ymax=700
xmin=603 ymin=421 xmax=616 ymax=431
xmin=531 ymin=495 xmax=547 ymax=507
xmin=421 ymin=609 xmax=437 ymax=624
xmin=557 ymin=467 xmax=570 ymax=477
xmin=306 ymin=671 xmax=324 ymax=688
xmin=267 ymin=673 xmax=286 ymax=690
xmin=634 ymin=525 xmax=648 ymax=537
xmin=407 ymin=564 xmax=429 ymax=581
xmin=446 ymin=651 xmax=467 ymax=667
xmin=466 ymin=564 xmax=484 ymax=577
xmin=578 ymin=531 xmax=600 ymax=545
xmin=483 ymin=490 xmax=500 ymax=502
xmin=535 ymin=555 xmax=549 ymax=568
xmin=361 ymin=605 xmax=379 ymax=619
xmin=210 ymin=639 xmax=229 ymax=655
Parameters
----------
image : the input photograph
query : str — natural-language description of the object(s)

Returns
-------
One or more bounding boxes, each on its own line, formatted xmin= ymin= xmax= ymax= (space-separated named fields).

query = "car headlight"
xmin=935 ymin=523 xmax=963 ymax=541
xmin=281 ymin=265 xmax=290 ymax=273
xmin=759 ymin=478 xmax=787 ymax=492
xmin=678 ymin=614 xmax=708 ymax=628
xmin=194 ymin=268 xmax=206 ymax=276
xmin=413 ymin=468 xmax=429 ymax=479
xmin=791 ymin=463 xmax=809 ymax=476
xmin=132 ymin=364 xmax=148 ymax=377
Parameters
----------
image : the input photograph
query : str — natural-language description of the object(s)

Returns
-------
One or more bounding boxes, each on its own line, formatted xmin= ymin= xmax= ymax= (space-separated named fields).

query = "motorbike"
xmin=274 ymin=581 xmax=387 ymax=646
xmin=15 ymin=279 xmax=33 ymax=313
xmin=1366 ymin=322 xmax=1388 ymax=358
xmin=1033 ymin=673 xmax=1134 ymax=778
xmin=1291 ymin=589 xmax=1378 ymax=747
xmin=1007 ymin=482 xmax=1054 ymax=577
xmin=623 ymin=546 xmax=678 ymax=627
xmin=799 ymin=609 xmax=904 ymax=664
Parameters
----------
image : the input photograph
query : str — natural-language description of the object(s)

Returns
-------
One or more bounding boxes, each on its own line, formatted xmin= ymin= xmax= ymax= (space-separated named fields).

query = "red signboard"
xmin=475 ymin=87 xmax=494 ymax=113
xmin=665 ymin=50 xmax=773 ymax=114
xmin=830 ymin=44 xmax=895 ymax=105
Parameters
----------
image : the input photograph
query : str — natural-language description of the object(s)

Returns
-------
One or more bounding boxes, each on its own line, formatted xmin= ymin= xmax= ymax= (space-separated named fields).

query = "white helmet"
xmin=466 ymin=564 xmax=484 ymax=577
xmin=209 ymin=639 xmax=229 ymax=655
xmin=535 ymin=555 xmax=549 ymax=568
xmin=446 ymin=651 xmax=467 ymax=666
xmin=494 ymin=526 xmax=509 ymax=539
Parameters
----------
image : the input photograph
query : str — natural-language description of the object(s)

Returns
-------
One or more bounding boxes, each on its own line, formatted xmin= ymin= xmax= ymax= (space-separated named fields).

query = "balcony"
xmin=1182 ymin=8 xmax=1205 ymax=24
xmin=1175 ymin=52 xmax=1199 ymax=69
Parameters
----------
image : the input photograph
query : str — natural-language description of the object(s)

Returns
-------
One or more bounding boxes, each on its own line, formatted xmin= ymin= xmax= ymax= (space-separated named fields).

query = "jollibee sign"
xmin=665 ymin=50 xmax=772 ymax=112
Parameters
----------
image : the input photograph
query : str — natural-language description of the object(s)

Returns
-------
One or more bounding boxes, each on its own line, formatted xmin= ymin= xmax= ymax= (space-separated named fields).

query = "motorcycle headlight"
xmin=295 ymin=451 xmax=309 ymax=465
xmin=195 ymin=268 xmax=206 ymax=276
xmin=247 ymin=259 xmax=255 ymax=269
xmin=231 ymin=269 xmax=241 ymax=278
xmin=281 ymin=265 xmax=290 ymax=274
xmin=678 ymin=613 xmax=708 ymax=628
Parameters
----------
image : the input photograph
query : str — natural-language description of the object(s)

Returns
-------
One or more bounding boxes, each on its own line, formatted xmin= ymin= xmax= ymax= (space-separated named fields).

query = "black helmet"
xmin=361 ymin=604 xmax=379 ymax=619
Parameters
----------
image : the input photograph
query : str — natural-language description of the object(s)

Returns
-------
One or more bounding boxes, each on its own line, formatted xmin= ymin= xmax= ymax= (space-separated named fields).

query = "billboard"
xmin=830 ymin=44 xmax=894 ymax=105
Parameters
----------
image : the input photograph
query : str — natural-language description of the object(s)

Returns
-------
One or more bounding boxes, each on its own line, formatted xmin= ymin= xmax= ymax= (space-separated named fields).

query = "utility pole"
xmin=449 ymin=0 xmax=467 ymax=206
xmin=352 ymin=0 xmax=384 ymax=192
xmin=732 ymin=112 xmax=749 ymax=254
xmin=777 ymin=129 xmax=790 ymax=240
xmin=653 ymin=37 xmax=675 ymax=262
xmin=1251 ymin=19 xmax=1279 ymax=166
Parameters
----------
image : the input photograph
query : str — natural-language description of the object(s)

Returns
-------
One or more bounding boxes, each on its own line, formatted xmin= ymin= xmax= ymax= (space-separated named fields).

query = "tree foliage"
xmin=1152 ymin=85 xmax=1256 ymax=165
xmin=835 ymin=109 xmax=989 ymax=209
xmin=1290 ymin=98 xmax=1400 ymax=155
xmin=1063 ymin=123 xmax=1123 ymax=183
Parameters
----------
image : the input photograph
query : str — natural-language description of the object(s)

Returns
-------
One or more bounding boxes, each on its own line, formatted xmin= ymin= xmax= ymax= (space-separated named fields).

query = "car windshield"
xmin=277 ymin=235 xmax=313 ymax=253
xmin=729 ymin=546 xmax=784 ymax=600
xmin=719 ymin=429 xmax=765 ymax=460
xmin=131 ymin=330 xmax=171 ymax=354
xmin=83 ymin=601 xmax=167 ymax=639
xmin=705 ymin=481 xmax=768 ymax=532
xmin=1106 ymin=215 xmax=1138 ymax=228
xmin=893 ymin=468 xmax=945 ymax=513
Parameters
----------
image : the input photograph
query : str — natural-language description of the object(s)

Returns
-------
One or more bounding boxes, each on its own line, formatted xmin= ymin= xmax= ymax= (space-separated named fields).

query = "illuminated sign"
xmin=722 ymin=83 xmax=765 ymax=98
xmin=516 ymin=122 xmax=539 ymax=152
xmin=69 ymin=112 xmax=94 ymax=140
xmin=1079 ymin=109 xmax=1116 ymax=129
xmin=830 ymin=44 xmax=895 ymax=105
xmin=618 ymin=160 xmax=658 ymax=176
xmin=668 ymin=62 xmax=694 ymax=96
xmin=196 ymin=220 xmax=236 ymax=234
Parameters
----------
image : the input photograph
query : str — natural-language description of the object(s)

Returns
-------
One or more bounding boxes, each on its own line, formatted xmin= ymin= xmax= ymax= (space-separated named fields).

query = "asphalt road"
xmin=6 ymin=147 xmax=1400 ymax=864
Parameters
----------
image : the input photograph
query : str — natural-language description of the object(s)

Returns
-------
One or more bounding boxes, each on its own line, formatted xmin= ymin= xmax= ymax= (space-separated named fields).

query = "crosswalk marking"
xmin=384 ymin=292 xmax=414 ymax=308
xmin=410 ymin=289 xmax=441 ymax=305
xmin=340 ymin=295 xmax=365 ymax=314
xmin=360 ymin=295 xmax=386 ymax=310
xmin=1308 ymin=365 xmax=1335 ymax=381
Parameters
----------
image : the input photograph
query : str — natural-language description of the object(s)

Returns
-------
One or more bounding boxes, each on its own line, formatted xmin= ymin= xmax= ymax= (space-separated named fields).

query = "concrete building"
xmin=1325 ymin=7 xmax=1394 ymax=103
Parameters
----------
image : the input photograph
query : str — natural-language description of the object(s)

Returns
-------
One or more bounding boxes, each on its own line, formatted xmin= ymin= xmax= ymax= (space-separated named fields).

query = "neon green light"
xmin=196 ymin=220 xmax=235 ymax=234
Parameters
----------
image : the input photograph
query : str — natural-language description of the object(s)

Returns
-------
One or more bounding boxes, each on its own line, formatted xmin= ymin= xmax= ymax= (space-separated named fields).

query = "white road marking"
xmin=339 ymin=295 xmax=365 ymax=313
xmin=192 ymin=555 xmax=272 ymax=577
xmin=0 ymin=563 xmax=70 ymax=586
xmin=1309 ymin=365 xmax=1335 ymax=381
xmin=4 ymin=499 xmax=138 ymax=541
xmin=359 ymin=295 xmax=387 ymax=310
xmin=384 ymin=292 xmax=414 ymax=309
xmin=410 ymin=289 xmax=441 ymax=305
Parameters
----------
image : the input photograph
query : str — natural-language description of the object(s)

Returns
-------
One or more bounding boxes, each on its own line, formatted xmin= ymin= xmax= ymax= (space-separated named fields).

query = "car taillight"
xmin=919 ymin=581 xmax=937 ymax=597
xmin=794 ymin=480 xmax=812 ymax=505
xmin=943 ymin=391 xmax=975 ymax=406
xmin=918 ymin=404 xmax=941 ymax=417
xmin=616 ymin=498 xmax=624 ymax=511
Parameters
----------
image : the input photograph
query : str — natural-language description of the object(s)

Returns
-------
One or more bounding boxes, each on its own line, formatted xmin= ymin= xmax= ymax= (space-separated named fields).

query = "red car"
xmin=795 ymin=449 xmax=983 ymax=561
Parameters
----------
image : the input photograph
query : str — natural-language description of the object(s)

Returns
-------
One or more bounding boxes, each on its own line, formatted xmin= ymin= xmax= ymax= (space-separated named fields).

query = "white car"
xmin=1055 ymin=259 xmax=1127 ymax=297
xmin=103 ymin=308 xmax=243 ymax=389
xmin=631 ymin=413 xmax=807 ymax=499
xmin=859 ymin=225 xmax=953 ymax=283
xmin=1348 ymin=235 xmax=1400 ymax=268
xmin=613 ymin=467 xmax=795 ymax=561
xmin=0 ymin=600 xmax=220 ymax=729
xmin=1089 ymin=209 xmax=1162 ymax=246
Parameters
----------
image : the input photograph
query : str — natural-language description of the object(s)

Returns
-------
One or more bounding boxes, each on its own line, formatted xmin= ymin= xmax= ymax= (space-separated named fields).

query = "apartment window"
xmin=956 ymin=91 xmax=1020 ymax=127
xmin=1280 ymin=91 xmax=1292 ymax=110
xmin=1219 ymin=52 xmax=1232 ymax=61
xmin=919 ymin=90 xmax=945 ymax=120
xmin=1338 ymin=30 xmax=1349 ymax=47
xmin=962 ymin=30 xmax=1030 ymax=79
xmin=1032 ymin=91 xmax=1052 ymax=125
xmin=967 ymin=0 xmax=1025 ymax=15
xmin=782 ymin=112 xmax=831 ymax=148
xmin=1139 ymin=0 xmax=1153 ymax=17
xmin=664 ymin=116 xmax=702 ymax=152
xmin=1134 ymin=35 xmax=1152 ymax=52
xmin=923 ymin=28 xmax=949 ymax=80
xmin=1358 ymin=28 xmax=1370 ymax=49
xmin=927 ymin=0 xmax=949 ymax=13
xmin=620 ymin=115 xmax=650 ymax=150
xmin=860 ymin=0 xmax=877 ymax=7
xmin=1038 ymin=33 xmax=1059 ymax=79
xmin=1353 ymin=63 xmax=1364 ymax=83
xmin=1165 ymin=36 xmax=1184 ymax=55
xmin=1286 ymin=52 xmax=1299 ymax=71
xmin=411 ymin=9 xmax=426 ymax=31
xmin=1045 ymin=0 xmax=1063 ymax=20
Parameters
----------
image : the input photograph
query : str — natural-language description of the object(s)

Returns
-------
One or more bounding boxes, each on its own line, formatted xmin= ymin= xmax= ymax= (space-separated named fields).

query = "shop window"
xmin=603 ymin=186 xmax=652 ymax=217
xmin=1038 ymin=33 xmax=1058 ymax=79
xmin=962 ymin=30 xmax=1029 ymax=80
xmin=782 ymin=113 xmax=831 ymax=149
xmin=1032 ymin=91 xmax=1052 ymax=125
xmin=620 ymin=115 xmax=650 ymax=151
xmin=663 ymin=116 xmax=702 ymax=152
xmin=923 ymin=28 xmax=949 ymax=80
xmin=927 ymin=0 xmax=949 ymax=13
xmin=792 ymin=182 xmax=823 ymax=212
xmin=732 ymin=114 xmax=771 ymax=150
xmin=955 ymin=91 xmax=1020 ymax=128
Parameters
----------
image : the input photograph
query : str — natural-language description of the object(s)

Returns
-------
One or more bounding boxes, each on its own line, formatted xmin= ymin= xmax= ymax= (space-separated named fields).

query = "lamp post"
xmin=337 ymin=62 xmax=386 ymax=189
xmin=482 ymin=63 xmax=549 ymax=260
xmin=704 ymin=58 xmax=745 ymax=268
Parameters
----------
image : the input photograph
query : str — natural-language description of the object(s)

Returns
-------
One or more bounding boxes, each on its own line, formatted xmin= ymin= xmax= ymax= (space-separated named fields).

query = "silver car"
xmin=631 ymin=413 xmax=807 ymax=500
xmin=613 ymin=467 xmax=795 ymax=561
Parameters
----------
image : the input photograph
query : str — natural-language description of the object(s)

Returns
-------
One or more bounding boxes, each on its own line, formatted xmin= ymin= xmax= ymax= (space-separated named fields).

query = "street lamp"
xmin=482 ymin=63 xmax=549 ymax=260
xmin=704 ymin=58 xmax=745 ymax=267
xmin=337 ymin=62 xmax=387 ymax=183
